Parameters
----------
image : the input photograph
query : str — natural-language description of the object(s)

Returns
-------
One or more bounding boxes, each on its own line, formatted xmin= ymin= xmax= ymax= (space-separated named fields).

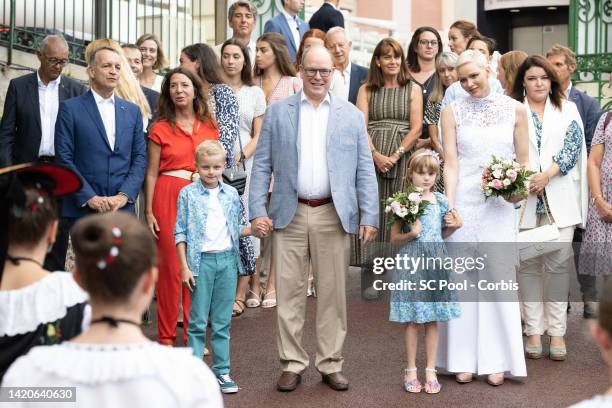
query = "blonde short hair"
xmin=195 ymin=140 xmax=226 ymax=164
xmin=456 ymin=49 xmax=488 ymax=71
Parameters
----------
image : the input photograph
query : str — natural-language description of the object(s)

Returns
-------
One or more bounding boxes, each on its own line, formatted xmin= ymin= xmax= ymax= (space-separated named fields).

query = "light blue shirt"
xmin=175 ymin=181 xmax=244 ymax=276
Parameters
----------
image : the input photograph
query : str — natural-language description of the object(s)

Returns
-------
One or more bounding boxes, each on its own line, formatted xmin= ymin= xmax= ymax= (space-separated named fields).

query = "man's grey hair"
xmin=88 ymin=46 xmax=120 ymax=67
xmin=39 ymin=35 xmax=69 ymax=54
xmin=326 ymin=26 xmax=351 ymax=43
xmin=301 ymin=45 xmax=333 ymax=67
xmin=228 ymin=1 xmax=257 ymax=22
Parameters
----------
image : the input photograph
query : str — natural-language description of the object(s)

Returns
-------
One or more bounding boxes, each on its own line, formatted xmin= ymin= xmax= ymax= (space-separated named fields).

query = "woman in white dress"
xmin=2 ymin=212 xmax=223 ymax=407
xmin=221 ymin=38 xmax=267 ymax=316
xmin=438 ymin=50 xmax=529 ymax=385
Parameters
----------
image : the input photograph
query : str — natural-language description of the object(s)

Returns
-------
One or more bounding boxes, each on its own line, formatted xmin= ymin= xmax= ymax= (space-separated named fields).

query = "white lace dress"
xmin=436 ymin=92 xmax=527 ymax=377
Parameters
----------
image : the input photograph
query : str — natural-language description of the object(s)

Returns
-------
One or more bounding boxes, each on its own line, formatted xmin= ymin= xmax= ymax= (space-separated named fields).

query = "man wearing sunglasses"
xmin=0 ymin=34 xmax=86 ymax=271
xmin=249 ymin=45 xmax=378 ymax=393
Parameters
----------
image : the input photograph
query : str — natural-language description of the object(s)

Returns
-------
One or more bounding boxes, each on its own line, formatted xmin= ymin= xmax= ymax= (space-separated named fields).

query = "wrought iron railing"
xmin=0 ymin=0 xmax=211 ymax=68
xmin=569 ymin=0 xmax=612 ymax=109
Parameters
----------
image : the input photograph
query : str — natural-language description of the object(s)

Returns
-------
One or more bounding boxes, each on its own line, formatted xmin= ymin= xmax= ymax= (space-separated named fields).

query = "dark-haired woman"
xmin=512 ymin=55 xmax=587 ymax=362
xmin=255 ymin=32 xmax=303 ymax=106
xmin=145 ymin=68 xmax=219 ymax=346
xmin=0 ymin=163 xmax=88 ymax=382
xmin=221 ymin=39 xmax=266 ymax=316
xmin=180 ymin=43 xmax=240 ymax=168
xmin=356 ymin=38 xmax=423 ymax=245
xmin=2 ymin=212 xmax=223 ymax=407
xmin=407 ymin=27 xmax=442 ymax=148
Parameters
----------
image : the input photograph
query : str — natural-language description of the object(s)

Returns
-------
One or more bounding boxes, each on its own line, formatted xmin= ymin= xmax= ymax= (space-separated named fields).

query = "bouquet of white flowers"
xmin=384 ymin=184 xmax=431 ymax=228
xmin=480 ymin=155 xmax=535 ymax=201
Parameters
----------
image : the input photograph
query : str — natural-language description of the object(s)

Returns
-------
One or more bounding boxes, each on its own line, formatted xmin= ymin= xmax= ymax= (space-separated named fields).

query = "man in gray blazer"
xmin=249 ymin=46 xmax=378 ymax=392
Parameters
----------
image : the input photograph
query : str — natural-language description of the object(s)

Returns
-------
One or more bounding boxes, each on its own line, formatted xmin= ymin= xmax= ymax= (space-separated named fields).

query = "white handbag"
xmin=517 ymin=195 xmax=565 ymax=261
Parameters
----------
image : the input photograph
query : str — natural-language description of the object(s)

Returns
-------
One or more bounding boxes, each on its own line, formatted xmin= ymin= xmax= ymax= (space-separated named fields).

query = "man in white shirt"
xmin=264 ymin=0 xmax=309 ymax=63
xmin=0 ymin=35 xmax=86 ymax=271
xmin=215 ymin=1 xmax=257 ymax=64
xmin=326 ymin=27 xmax=368 ymax=105
xmin=55 ymin=47 xmax=146 ymax=238
xmin=249 ymin=46 xmax=378 ymax=393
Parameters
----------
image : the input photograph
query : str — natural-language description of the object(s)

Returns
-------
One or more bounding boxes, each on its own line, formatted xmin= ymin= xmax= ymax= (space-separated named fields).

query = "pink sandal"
xmin=424 ymin=368 xmax=441 ymax=394
xmin=403 ymin=368 xmax=422 ymax=393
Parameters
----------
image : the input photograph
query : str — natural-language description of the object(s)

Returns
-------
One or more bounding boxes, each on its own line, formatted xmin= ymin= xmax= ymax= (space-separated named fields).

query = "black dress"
xmin=0 ymin=272 xmax=88 ymax=382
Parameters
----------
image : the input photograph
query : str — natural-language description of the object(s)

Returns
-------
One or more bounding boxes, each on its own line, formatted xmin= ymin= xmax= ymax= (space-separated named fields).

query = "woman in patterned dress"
xmin=580 ymin=112 xmax=612 ymax=278
xmin=355 ymin=38 xmax=423 ymax=249
xmin=221 ymin=38 xmax=267 ymax=316
xmin=180 ymin=43 xmax=257 ymax=282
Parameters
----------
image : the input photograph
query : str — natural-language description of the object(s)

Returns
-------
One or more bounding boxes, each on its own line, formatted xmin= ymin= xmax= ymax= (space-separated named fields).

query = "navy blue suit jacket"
xmin=348 ymin=63 xmax=368 ymax=105
xmin=263 ymin=13 xmax=309 ymax=62
xmin=0 ymin=72 xmax=87 ymax=166
xmin=569 ymin=86 xmax=603 ymax=151
xmin=54 ymin=90 xmax=147 ymax=218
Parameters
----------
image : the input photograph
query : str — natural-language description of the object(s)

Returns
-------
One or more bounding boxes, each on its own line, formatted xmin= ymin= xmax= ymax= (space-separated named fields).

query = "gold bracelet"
xmin=592 ymin=194 xmax=603 ymax=205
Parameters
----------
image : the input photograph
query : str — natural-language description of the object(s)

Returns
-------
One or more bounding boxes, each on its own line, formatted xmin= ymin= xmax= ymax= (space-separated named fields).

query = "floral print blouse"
xmin=209 ymin=84 xmax=240 ymax=169
xmin=174 ymin=181 xmax=245 ymax=276
xmin=530 ymin=110 xmax=583 ymax=214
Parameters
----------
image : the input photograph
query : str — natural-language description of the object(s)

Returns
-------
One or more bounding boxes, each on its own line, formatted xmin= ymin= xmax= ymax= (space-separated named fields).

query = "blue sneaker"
xmin=217 ymin=374 xmax=238 ymax=393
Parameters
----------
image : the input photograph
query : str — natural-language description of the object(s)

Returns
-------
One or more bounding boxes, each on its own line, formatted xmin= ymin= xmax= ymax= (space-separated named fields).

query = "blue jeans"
xmin=187 ymin=251 xmax=237 ymax=376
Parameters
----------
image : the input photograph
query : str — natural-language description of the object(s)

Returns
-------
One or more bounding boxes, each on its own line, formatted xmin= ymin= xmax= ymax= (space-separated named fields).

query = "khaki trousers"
xmin=273 ymin=202 xmax=350 ymax=374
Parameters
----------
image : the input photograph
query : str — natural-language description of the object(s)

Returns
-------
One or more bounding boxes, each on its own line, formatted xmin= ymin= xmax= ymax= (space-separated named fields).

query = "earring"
xmin=522 ymin=87 xmax=526 ymax=97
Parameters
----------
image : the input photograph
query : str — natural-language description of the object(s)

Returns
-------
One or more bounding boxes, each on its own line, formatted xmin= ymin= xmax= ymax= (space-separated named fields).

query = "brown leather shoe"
xmin=277 ymin=371 xmax=301 ymax=392
xmin=321 ymin=371 xmax=349 ymax=391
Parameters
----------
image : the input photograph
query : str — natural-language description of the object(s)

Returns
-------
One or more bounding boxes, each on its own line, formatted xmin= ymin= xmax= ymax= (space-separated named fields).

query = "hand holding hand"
xmin=444 ymin=209 xmax=462 ymax=229
xmin=359 ymin=225 xmax=378 ymax=243
xmin=252 ymin=216 xmax=273 ymax=237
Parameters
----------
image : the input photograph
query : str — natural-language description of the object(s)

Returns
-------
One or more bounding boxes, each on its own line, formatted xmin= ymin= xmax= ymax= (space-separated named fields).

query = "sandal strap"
xmin=425 ymin=368 xmax=437 ymax=373
xmin=404 ymin=367 xmax=417 ymax=373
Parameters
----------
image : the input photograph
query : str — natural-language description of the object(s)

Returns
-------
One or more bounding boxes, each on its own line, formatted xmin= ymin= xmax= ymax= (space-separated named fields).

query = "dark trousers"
xmin=44 ymin=215 xmax=76 ymax=272
xmin=573 ymin=229 xmax=598 ymax=302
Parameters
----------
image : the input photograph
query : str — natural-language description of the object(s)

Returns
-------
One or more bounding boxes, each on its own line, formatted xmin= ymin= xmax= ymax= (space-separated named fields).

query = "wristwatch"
xmin=395 ymin=146 xmax=406 ymax=157
xmin=592 ymin=194 xmax=603 ymax=205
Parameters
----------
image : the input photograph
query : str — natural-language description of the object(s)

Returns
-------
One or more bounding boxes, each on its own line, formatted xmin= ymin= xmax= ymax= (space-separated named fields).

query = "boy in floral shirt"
xmin=175 ymin=140 xmax=251 ymax=394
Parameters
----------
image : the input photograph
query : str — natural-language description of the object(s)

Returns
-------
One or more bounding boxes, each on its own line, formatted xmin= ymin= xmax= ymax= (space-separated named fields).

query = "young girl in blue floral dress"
xmin=389 ymin=149 xmax=462 ymax=394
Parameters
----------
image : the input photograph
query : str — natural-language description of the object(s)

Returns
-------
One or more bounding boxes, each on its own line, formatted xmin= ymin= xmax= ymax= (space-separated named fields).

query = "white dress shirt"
xmin=297 ymin=92 xmax=331 ymax=199
xmin=338 ymin=62 xmax=351 ymax=101
xmin=91 ymin=89 xmax=116 ymax=150
xmin=282 ymin=8 xmax=301 ymax=51
xmin=202 ymin=186 xmax=233 ymax=252
xmin=37 ymin=72 xmax=61 ymax=157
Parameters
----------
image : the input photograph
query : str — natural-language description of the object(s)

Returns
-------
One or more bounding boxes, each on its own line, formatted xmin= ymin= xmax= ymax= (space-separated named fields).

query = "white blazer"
xmin=520 ymin=98 xmax=588 ymax=229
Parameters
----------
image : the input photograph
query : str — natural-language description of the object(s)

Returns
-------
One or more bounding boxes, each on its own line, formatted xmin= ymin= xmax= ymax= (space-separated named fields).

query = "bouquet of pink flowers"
xmin=481 ymin=155 xmax=536 ymax=201
xmin=384 ymin=184 xmax=431 ymax=228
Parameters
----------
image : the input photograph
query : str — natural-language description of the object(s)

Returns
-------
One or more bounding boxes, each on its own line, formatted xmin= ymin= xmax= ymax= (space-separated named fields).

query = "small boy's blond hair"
xmin=195 ymin=140 xmax=226 ymax=165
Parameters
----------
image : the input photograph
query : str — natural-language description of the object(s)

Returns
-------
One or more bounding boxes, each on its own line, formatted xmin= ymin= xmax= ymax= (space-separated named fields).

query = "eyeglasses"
xmin=302 ymin=67 xmax=333 ymax=78
xmin=46 ymin=58 xmax=69 ymax=66
xmin=418 ymin=39 xmax=439 ymax=48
